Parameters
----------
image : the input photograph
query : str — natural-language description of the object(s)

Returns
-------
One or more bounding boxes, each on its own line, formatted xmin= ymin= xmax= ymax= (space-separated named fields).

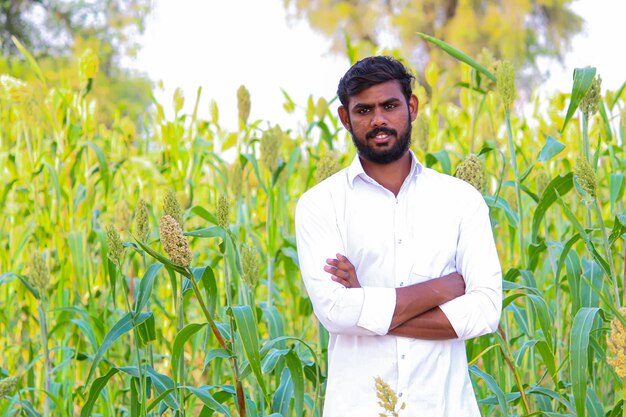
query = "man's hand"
xmin=324 ymin=253 xmax=361 ymax=288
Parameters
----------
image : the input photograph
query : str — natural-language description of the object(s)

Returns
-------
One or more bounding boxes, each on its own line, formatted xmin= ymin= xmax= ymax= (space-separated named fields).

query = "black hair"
xmin=336 ymin=56 xmax=415 ymax=107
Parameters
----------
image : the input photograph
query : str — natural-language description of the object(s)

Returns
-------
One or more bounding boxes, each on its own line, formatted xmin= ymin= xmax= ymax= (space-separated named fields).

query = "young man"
xmin=295 ymin=56 xmax=502 ymax=416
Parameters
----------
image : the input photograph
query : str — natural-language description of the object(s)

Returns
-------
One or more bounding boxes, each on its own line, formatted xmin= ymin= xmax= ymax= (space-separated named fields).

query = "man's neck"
xmin=359 ymin=151 xmax=412 ymax=197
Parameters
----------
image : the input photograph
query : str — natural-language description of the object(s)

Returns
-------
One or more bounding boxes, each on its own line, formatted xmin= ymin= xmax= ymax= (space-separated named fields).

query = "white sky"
xmin=128 ymin=0 xmax=626 ymax=131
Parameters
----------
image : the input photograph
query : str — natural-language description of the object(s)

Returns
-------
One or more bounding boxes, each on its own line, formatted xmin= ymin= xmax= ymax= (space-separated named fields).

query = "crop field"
xmin=1 ymin=37 xmax=625 ymax=417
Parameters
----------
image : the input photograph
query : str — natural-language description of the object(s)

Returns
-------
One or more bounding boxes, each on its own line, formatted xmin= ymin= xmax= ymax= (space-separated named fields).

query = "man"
xmin=295 ymin=56 xmax=502 ymax=416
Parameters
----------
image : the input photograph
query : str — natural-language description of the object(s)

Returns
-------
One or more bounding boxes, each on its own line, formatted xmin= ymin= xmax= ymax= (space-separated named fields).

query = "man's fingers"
xmin=330 ymin=275 xmax=350 ymax=288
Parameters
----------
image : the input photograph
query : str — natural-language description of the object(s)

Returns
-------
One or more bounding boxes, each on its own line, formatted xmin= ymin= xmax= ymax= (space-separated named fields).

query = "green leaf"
xmin=569 ymin=307 xmax=599 ymax=417
xmin=133 ymin=263 xmax=163 ymax=314
xmin=425 ymin=150 xmax=451 ymax=174
xmin=609 ymin=215 xmax=626 ymax=246
xmin=119 ymin=365 xmax=179 ymax=410
xmin=185 ymin=226 xmax=225 ymax=239
xmin=85 ymin=141 xmax=111 ymax=197
xmin=231 ymin=305 xmax=267 ymax=397
xmin=136 ymin=313 xmax=157 ymax=346
xmin=11 ymin=36 xmax=46 ymax=85
xmin=85 ymin=312 xmax=152 ymax=386
xmin=81 ymin=367 xmax=119 ymax=417
xmin=272 ymin=368 xmax=294 ymax=416
xmin=191 ymin=205 xmax=218 ymax=224
xmin=484 ymin=194 xmax=519 ymax=228
xmin=531 ymin=173 xmax=574 ymax=242
xmin=133 ymin=237 xmax=187 ymax=275
xmin=172 ymin=323 xmax=208 ymax=383
xmin=261 ymin=348 xmax=290 ymax=374
xmin=469 ymin=366 xmax=509 ymax=416
xmin=417 ymin=33 xmax=496 ymax=82
xmin=194 ymin=266 xmax=218 ymax=317
xmin=562 ymin=67 xmax=596 ymax=132
xmin=242 ymin=153 xmax=268 ymax=193
xmin=527 ymin=294 xmax=554 ymax=352
xmin=609 ymin=174 xmax=625 ymax=212
xmin=285 ymin=350 xmax=304 ymax=417
xmin=538 ymin=136 xmax=566 ymax=162
xmin=203 ymin=349 xmax=232 ymax=372
xmin=183 ymin=386 xmax=231 ymax=416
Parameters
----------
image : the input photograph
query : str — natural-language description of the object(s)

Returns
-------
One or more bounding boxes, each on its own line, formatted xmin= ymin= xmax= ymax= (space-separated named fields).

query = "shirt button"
xmin=399 ymin=392 xmax=403 ymax=397
xmin=397 ymin=239 xmax=402 ymax=244
xmin=399 ymin=282 xmax=404 ymax=287
xmin=401 ymin=354 xmax=405 ymax=359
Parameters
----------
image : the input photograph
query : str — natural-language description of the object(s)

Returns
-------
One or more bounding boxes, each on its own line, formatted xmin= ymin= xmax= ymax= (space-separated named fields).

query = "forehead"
xmin=347 ymin=80 xmax=405 ymax=108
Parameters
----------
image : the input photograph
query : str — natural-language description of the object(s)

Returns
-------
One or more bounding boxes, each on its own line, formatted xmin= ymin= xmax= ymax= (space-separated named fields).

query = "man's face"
xmin=338 ymin=80 xmax=418 ymax=164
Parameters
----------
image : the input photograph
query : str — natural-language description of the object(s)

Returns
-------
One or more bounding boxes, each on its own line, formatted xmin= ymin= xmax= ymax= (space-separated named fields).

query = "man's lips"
xmin=367 ymin=128 xmax=397 ymax=144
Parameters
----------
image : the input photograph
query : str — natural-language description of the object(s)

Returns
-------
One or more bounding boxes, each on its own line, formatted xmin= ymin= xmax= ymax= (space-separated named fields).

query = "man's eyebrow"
xmin=351 ymin=98 xmax=401 ymax=110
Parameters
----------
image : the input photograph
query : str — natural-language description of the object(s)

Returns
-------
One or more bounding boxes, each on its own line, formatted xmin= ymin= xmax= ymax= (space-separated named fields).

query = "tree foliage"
xmin=284 ymin=0 xmax=584 ymax=86
xmin=1 ymin=0 xmax=150 ymax=71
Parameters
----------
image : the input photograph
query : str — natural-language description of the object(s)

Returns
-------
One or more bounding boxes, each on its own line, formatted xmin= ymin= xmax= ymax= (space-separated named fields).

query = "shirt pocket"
xmin=408 ymin=230 xmax=457 ymax=280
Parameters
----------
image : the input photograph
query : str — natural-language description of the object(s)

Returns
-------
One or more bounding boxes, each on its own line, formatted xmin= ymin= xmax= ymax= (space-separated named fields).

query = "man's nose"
xmin=370 ymin=107 xmax=387 ymax=127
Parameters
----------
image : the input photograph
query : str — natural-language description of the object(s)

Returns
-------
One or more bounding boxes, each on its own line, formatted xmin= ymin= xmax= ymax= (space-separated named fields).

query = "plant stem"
xmin=185 ymin=266 xmax=246 ymax=417
xmin=266 ymin=185 xmax=275 ymax=307
xmin=504 ymin=106 xmax=526 ymax=267
xmin=498 ymin=327 xmax=531 ymax=415
xmin=38 ymin=298 xmax=50 ymax=417
xmin=592 ymin=199 xmax=619 ymax=304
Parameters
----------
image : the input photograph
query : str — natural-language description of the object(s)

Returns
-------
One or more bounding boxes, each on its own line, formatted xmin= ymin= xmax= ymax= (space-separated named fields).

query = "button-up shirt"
xmin=295 ymin=151 xmax=502 ymax=417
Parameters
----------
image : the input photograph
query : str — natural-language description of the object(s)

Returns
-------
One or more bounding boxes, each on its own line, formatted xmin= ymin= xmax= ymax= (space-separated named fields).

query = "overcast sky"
xmin=127 ymin=0 xmax=626 ymax=130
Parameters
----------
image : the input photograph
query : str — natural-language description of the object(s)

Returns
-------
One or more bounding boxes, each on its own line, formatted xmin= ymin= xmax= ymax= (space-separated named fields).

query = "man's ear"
xmin=409 ymin=94 xmax=419 ymax=122
xmin=338 ymin=106 xmax=351 ymax=130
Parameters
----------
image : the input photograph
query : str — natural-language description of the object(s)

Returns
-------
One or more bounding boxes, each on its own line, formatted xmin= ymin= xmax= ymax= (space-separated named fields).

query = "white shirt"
xmin=295 ymin=151 xmax=502 ymax=417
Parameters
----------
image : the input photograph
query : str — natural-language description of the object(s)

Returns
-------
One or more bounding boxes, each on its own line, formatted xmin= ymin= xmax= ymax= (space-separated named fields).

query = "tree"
xmin=284 ymin=0 xmax=583 ymax=87
xmin=1 ymin=0 xmax=150 ymax=72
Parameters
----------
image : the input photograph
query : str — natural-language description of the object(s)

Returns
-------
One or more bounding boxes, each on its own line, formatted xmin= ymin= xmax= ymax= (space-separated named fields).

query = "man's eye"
xmin=357 ymin=108 xmax=370 ymax=114
xmin=385 ymin=103 xmax=397 ymax=110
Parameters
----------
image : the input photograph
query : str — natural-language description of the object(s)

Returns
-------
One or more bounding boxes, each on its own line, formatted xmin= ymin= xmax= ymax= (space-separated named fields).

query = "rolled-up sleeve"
xmin=295 ymin=186 xmax=396 ymax=336
xmin=439 ymin=194 xmax=502 ymax=340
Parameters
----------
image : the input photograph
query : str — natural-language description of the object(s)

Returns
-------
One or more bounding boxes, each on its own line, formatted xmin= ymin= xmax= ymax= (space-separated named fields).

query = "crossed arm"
xmin=324 ymin=254 xmax=465 ymax=340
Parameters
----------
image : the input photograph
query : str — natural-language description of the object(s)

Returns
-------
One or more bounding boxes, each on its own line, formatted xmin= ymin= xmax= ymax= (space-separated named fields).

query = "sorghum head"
xmin=581 ymin=73 xmax=602 ymax=117
xmin=496 ymin=61 xmax=516 ymax=109
xmin=240 ymin=243 xmax=260 ymax=288
xmin=28 ymin=252 xmax=49 ymax=293
xmin=106 ymin=224 xmax=125 ymax=265
xmin=237 ymin=85 xmax=251 ymax=126
xmin=173 ymin=87 xmax=185 ymax=113
xmin=455 ymin=154 xmax=484 ymax=193
xmin=607 ymin=307 xmax=626 ymax=378
xmin=217 ymin=195 xmax=230 ymax=229
xmin=374 ymin=377 xmax=404 ymax=416
xmin=412 ymin=112 xmax=429 ymax=155
xmin=79 ymin=49 xmax=99 ymax=81
xmin=159 ymin=215 xmax=192 ymax=267
xmin=315 ymin=152 xmax=340 ymax=183
xmin=115 ymin=200 xmax=131 ymax=233
xmin=228 ymin=161 xmax=244 ymax=200
xmin=135 ymin=198 xmax=151 ymax=243
xmin=573 ymin=156 xmax=597 ymax=198
xmin=0 ymin=376 xmax=18 ymax=397
xmin=163 ymin=188 xmax=183 ymax=228
xmin=260 ymin=125 xmax=282 ymax=172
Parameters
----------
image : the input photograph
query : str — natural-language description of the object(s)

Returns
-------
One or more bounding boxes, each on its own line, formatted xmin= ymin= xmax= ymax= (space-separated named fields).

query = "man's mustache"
xmin=366 ymin=127 xmax=397 ymax=140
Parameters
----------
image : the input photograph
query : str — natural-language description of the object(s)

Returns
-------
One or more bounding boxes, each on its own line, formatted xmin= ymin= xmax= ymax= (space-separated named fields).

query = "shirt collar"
xmin=346 ymin=150 xmax=424 ymax=187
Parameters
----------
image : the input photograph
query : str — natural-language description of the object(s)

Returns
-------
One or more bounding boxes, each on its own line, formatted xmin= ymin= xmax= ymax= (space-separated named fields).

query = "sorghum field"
xmin=1 ymin=35 xmax=625 ymax=417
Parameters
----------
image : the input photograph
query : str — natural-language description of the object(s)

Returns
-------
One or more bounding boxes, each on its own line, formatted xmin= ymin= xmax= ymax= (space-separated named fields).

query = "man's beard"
xmin=349 ymin=118 xmax=412 ymax=164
